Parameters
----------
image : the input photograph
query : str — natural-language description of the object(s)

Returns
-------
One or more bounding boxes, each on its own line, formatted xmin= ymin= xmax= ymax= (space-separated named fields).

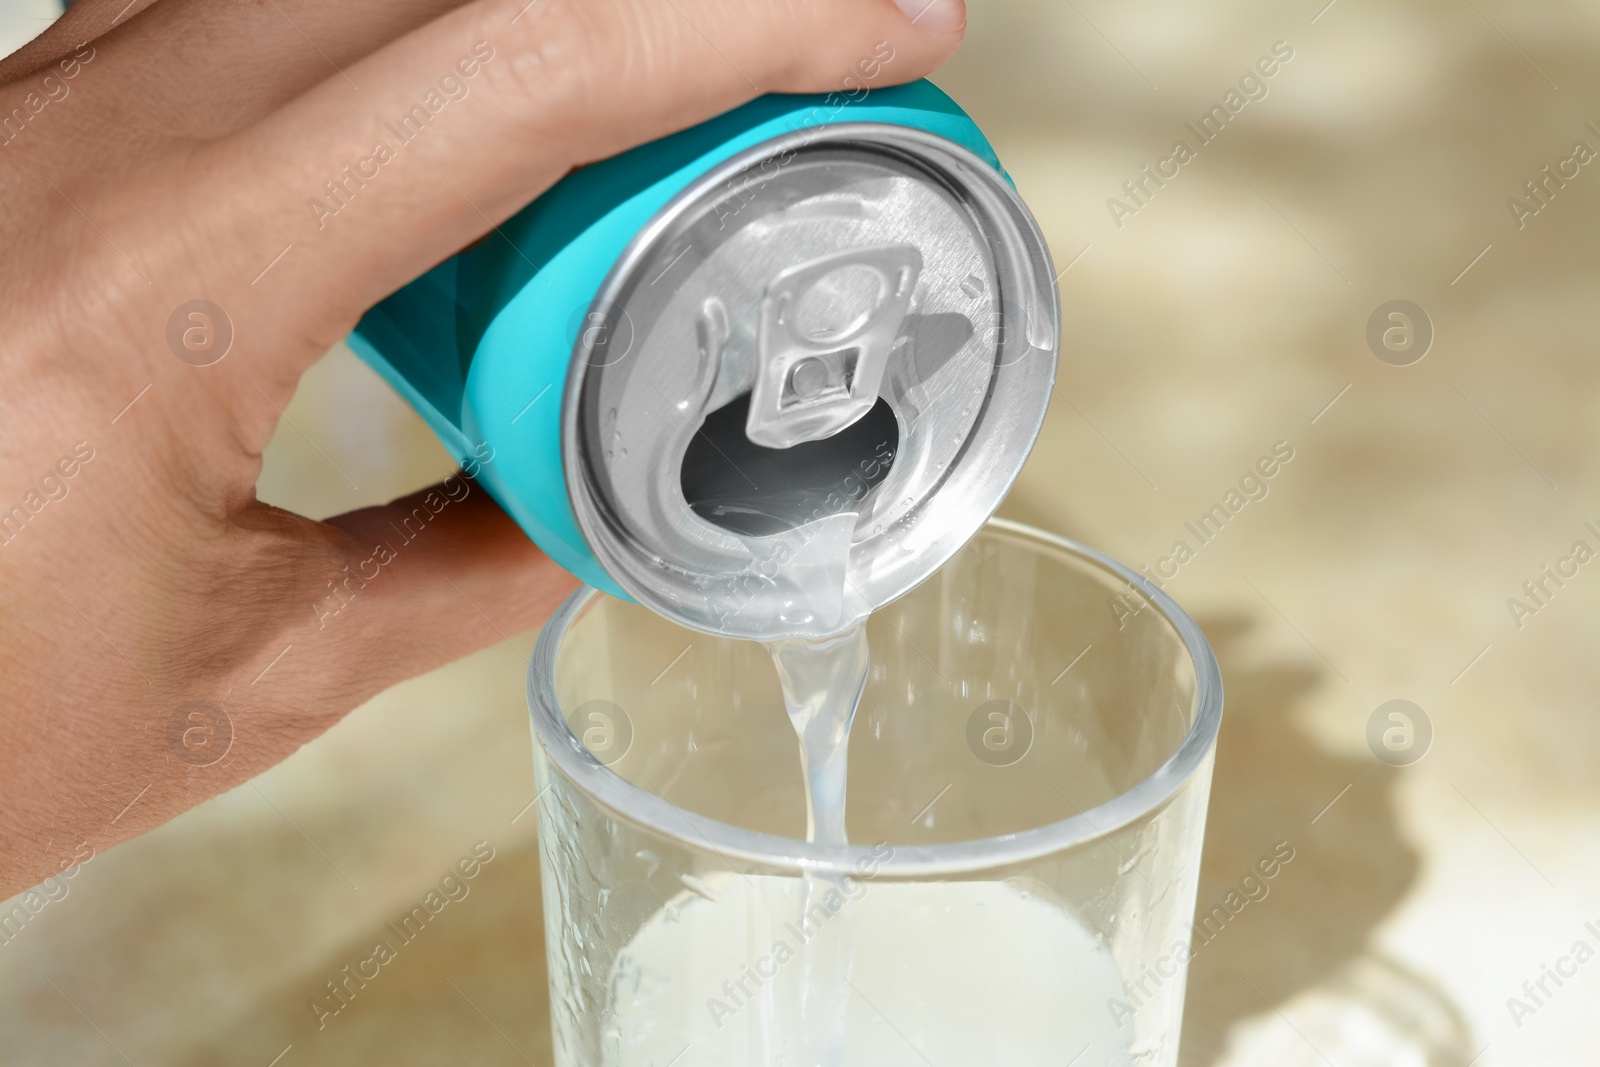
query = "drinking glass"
xmin=528 ymin=519 xmax=1223 ymax=1066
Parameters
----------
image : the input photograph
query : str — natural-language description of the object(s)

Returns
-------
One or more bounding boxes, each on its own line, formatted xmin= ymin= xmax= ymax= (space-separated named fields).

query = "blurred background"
xmin=4 ymin=1 xmax=1597 ymax=1064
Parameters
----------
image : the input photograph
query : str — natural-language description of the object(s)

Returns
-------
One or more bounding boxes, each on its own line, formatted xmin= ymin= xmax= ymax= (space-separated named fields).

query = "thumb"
xmin=290 ymin=475 xmax=579 ymax=712
xmin=1 ymin=476 xmax=577 ymax=891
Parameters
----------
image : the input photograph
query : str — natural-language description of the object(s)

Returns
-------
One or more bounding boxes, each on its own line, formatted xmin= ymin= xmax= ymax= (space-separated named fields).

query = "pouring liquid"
xmin=765 ymin=626 xmax=871 ymax=1067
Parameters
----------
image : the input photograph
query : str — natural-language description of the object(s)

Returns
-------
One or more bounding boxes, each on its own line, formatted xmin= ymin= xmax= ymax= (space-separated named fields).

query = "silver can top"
xmin=564 ymin=124 xmax=1058 ymax=640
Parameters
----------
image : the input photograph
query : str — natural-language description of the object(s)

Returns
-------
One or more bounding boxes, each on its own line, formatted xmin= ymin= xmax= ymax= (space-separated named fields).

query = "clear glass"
xmin=527 ymin=520 xmax=1223 ymax=1067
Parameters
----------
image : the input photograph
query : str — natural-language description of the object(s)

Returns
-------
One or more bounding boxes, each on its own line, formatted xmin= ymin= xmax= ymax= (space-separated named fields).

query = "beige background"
xmin=4 ymin=1 xmax=1598 ymax=1064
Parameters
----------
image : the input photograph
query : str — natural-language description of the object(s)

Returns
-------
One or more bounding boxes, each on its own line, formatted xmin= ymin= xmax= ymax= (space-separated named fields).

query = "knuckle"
xmin=485 ymin=0 xmax=621 ymax=119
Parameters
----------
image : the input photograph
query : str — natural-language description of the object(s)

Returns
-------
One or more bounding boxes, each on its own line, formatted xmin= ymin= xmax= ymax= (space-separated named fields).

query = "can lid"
xmin=563 ymin=123 xmax=1058 ymax=640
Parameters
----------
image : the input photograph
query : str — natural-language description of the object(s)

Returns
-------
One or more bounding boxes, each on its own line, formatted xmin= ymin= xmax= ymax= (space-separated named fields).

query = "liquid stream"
xmin=764 ymin=625 xmax=871 ymax=1067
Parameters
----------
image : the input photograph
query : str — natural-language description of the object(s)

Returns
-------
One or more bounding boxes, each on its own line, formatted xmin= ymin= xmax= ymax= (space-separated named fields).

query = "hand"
xmin=0 ymin=0 xmax=964 ymax=897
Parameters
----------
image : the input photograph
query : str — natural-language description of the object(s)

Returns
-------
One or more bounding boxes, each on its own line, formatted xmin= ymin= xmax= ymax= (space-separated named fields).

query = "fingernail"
xmin=894 ymin=0 xmax=965 ymax=34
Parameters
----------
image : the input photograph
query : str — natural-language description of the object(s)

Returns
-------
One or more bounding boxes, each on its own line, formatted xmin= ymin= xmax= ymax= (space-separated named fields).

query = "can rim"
xmin=561 ymin=122 xmax=1060 ymax=640
xmin=526 ymin=519 xmax=1225 ymax=879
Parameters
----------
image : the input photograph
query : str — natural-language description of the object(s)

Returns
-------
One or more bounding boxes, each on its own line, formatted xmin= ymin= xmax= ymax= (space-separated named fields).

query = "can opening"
xmin=680 ymin=391 xmax=898 ymax=538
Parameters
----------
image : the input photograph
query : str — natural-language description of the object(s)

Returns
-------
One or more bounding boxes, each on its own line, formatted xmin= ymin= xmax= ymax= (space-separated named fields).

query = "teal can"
xmin=349 ymin=79 xmax=1059 ymax=639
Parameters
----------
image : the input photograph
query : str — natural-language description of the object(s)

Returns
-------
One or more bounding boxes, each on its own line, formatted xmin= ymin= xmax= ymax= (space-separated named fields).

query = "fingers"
xmin=183 ymin=0 xmax=966 ymax=391
xmin=19 ymin=0 xmax=476 ymax=149
xmin=7 ymin=0 xmax=963 ymax=460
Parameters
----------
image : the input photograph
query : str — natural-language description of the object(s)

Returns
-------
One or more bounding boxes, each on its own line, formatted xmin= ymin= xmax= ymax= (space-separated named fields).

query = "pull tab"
xmin=745 ymin=244 xmax=922 ymax=449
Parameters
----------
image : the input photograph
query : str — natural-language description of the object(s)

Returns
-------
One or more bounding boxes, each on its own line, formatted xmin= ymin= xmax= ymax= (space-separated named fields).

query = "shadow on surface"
xmin=1178 ymin=613 xmax=1471 ymax=1067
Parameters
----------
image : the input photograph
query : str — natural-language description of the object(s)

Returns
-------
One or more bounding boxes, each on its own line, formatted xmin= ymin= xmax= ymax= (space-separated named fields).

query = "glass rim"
xmin=526 ymin=519 xmax=1223 ymax=879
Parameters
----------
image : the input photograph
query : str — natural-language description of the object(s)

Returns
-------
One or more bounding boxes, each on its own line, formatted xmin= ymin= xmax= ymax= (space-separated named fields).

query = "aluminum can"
xmin=351 ymin=80 xmax=1057 ymax=639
